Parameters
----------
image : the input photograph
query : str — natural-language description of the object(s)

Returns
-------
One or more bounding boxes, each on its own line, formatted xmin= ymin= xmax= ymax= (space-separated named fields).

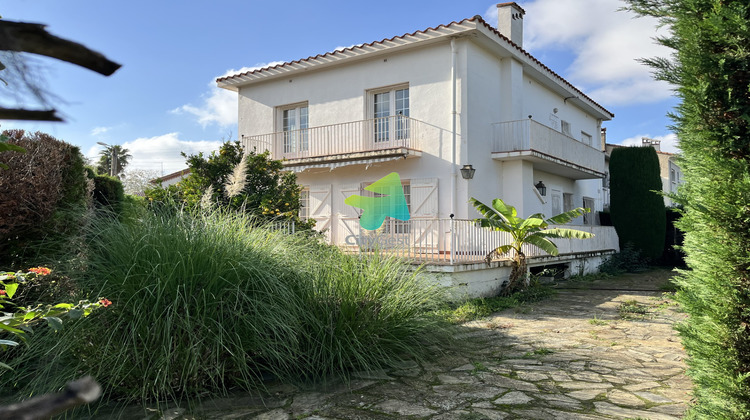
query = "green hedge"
xmin=93 ymin=174 xmax=124 ymax=214
xmin=623 ymin=1 xmax=750 ymax=417
xmin=609 ymin=146 xmax=666 ymax=260
xmin=0 ymin=130 xmax=92 ymax=263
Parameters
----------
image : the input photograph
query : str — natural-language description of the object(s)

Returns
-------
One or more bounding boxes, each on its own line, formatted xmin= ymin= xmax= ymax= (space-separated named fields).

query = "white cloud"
xmin=618 ymin=133 xmax=679 ymax=154
xmin=485 ymin=0 xmax=674 ymax=106
xmin=86 ymin=132 xmax=222 ymax=175
xmin=172 ymin=63 xmax=285 ymax=129
xmin=90 ymin=126 xmax=111 ymax=136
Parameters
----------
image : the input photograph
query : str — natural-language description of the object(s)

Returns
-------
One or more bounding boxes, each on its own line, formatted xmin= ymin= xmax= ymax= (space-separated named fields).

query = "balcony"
xmin=243 ymin=116 xmax=423 ymax=171
xmin=491 ymin=119 xmax=606 ymax=179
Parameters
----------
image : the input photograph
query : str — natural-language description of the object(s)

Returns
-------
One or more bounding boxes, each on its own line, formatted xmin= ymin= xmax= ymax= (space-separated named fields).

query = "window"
xmin=561 ymin=120 xmax=571 ymax=136
xmin=372 ymin=86 xmax=409 ymax=143
xmin=280 ymin=104 xmax=308 ymax=154
xmin=581 ymin=131 xmax=592 ymax=147
xmin=602 ymin=171 xmax=610 ymax=189
xmin=299 ymin=188 xmax=310 ymax=220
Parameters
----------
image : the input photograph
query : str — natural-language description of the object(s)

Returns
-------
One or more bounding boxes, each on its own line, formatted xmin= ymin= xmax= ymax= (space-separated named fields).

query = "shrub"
xmin=624 ymin=1 xmax=750 ymax=417
xmin=598 ymin=244 xmax=649 ymax=275
xmin=609 ymin=146 xmax=666 ymax=260
xmin=92 ymin=174 xmax=124 ymax=214
xmin=0 ymin=130 xmax=92 ymax=262
xmin=5 ymin=208 xmax=446 ymax=404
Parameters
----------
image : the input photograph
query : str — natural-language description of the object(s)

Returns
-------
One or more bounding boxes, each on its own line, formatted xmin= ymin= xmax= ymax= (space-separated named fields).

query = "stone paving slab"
xmin=91 ymin=269 xmax=693 ymax=419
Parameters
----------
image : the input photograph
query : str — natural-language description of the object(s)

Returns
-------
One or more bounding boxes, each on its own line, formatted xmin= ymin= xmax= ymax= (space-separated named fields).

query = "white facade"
xmin=219 ymin=4 xmax=619 ymax=295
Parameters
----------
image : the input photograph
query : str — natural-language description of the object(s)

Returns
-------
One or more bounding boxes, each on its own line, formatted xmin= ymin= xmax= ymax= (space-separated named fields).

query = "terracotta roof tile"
xmin=217 ymin=16 xmax=613 ymax=118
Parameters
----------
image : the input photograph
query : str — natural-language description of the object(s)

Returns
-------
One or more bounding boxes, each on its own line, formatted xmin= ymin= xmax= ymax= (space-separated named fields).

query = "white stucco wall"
xmin=523 ymin=75 xmax=602 ymax=149
xmin=234 ymin=29 xmax=609 ymax=229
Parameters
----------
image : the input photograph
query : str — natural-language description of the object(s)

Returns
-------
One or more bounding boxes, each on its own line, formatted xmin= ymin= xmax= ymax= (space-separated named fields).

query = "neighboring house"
xmin=218 ymin=3 xmax=620 ymax=296
xmin=151 ymin=168 xmax=191 ymax=188
xmin=603 ymin=139 xmax=683 ymax=208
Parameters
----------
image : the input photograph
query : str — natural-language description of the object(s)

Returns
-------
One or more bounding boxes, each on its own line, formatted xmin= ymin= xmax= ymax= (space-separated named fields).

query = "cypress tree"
xmin=625 ymin=1 xmax=750 ymax=418
xmin=609 ymin=146 xmax=666 ymax=260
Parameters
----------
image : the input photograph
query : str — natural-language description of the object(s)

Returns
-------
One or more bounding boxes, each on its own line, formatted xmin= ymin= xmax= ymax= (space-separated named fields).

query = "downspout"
xmin=450 ymin=38 xmax=457 ymax=218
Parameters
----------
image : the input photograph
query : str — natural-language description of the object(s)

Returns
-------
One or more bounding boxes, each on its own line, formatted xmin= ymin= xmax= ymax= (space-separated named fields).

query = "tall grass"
xmin=5 ymin=208 xmax=446 ymax=404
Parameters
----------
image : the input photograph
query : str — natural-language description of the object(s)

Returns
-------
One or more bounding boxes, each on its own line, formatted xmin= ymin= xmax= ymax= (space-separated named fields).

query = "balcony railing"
xmin=492 ymin=119 xmax=606 ymax=176
xmin=243 ymin=115 xmax=423 ymax=161
xmin=334 ymin=218 xmax=619 ymax=265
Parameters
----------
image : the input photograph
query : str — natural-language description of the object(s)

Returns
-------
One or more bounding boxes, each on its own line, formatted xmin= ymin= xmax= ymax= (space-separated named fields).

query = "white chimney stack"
xmin=642 ymin=137 xmax=662 ymax=152
xmin=496 ymin=2 xmax=525 ymax=47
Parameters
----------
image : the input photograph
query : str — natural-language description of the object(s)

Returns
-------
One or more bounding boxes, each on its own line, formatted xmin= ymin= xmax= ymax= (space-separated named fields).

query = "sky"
xmin=1 ymin=0 xmax=679 ymax=176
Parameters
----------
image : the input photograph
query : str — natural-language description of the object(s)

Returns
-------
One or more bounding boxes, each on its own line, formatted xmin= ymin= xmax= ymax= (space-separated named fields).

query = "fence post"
xmin=449 ymin=216 xmax=455 ymax=265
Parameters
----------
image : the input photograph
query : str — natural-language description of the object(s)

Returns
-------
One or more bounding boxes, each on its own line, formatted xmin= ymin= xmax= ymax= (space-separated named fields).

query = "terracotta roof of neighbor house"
xmin=216 ymin=16 xmax=613 ymax=119
xmin=151 ymin=168 xmax=191 ymax=184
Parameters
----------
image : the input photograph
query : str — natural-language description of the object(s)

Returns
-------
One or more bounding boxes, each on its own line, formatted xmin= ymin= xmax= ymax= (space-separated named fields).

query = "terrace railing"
xmin=333 ymin=217 xmax=619 ymax=265
xmin=243 ymin=115 xmax=423 ymax=161
xmin=492 ymin=119 xmax=606 ymax=176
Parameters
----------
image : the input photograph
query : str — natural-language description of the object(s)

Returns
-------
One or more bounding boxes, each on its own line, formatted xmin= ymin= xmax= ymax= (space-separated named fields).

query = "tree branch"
xmin=0 ymin=20 xmax=121 ymax=76
xmin=0 ymin=107 xmax=63 ymax=121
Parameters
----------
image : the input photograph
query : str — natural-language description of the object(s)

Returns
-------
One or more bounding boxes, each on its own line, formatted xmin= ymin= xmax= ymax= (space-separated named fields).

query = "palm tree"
xmin=97 ymin=145 xmax=131 ymax=177
xmin=470 ymin=197 xmax=594 ymax=295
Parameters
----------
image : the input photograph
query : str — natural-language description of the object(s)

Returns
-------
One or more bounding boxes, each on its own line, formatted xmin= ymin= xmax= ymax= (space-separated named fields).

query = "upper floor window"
xmin=279 ymin=103 xmax=308 ymax=154
xmin=581 ymin=131 xmax=592 ymax=147
xmin=561 ymin=120 xmax=571 ymax=137
xmin=371 ymin=86 xmax=409 ymax=143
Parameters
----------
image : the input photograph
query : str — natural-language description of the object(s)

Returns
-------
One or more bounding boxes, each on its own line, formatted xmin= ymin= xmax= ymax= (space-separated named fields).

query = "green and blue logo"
xmin=345 ymin=172 xmax=410 ymax=230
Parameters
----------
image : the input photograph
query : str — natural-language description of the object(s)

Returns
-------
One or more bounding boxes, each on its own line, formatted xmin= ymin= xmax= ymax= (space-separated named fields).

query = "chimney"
xmin=642 ymin=137 xmax=661 ymax=152
xmin=497 ymin=2 xmax=525 ymax=47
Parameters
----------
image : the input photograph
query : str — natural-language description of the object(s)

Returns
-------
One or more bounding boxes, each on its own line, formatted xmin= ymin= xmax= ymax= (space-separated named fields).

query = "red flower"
xmin=99 ymin=298 xmax=112 ymax=307
xmin=0 ymin=290 xmax=6 ymax=296
xmin=28 ymin=267 xmax=51 ymax=276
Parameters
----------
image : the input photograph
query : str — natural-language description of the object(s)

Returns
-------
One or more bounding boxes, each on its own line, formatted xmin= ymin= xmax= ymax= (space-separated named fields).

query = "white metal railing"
xmin=492 ymin=119 xmax=606 ymax=175
xmin=330 ymin=218 xmax=619 ymax=264
xmin=267 ymin=220 xmax=295 ymax=235
xmin=243 ymin=115 xmax=423 ymax=160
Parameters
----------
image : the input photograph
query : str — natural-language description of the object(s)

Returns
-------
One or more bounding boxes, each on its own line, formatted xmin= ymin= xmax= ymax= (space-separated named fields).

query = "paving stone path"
xmin=107 ymin=269 xmax=693 ymax=419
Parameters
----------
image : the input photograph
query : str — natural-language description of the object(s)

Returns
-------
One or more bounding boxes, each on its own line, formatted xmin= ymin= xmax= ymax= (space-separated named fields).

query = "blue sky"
xmin=1 ymin=0 xmax=678 ymax=175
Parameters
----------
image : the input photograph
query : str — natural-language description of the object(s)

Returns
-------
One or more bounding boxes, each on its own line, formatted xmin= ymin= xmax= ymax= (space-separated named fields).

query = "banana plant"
xmin=470 ymin=197 xmax=594 ymax=294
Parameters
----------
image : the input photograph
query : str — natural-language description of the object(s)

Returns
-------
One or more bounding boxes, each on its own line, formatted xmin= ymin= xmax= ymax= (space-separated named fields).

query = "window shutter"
xmin=410 ymin=178 xmax=438 ymax=218
xmin=336 ymin=182 xmax=363 ymax=243
xmin=309 ymin=184 xmax=332 ymax=241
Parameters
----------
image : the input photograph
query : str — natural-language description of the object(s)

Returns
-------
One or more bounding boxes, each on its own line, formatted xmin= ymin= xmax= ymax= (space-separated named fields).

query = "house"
xmin=150 ymin=168 xmax=191 ymax=188
xmin=603 ymin=139 xmax=683 ymax=209
xmin=218 ymin=3 xmax=620 ymax=297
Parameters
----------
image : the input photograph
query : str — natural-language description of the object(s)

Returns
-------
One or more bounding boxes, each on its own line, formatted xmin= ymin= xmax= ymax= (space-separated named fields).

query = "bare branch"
xmin=0 ymin=20 xmax=121 ymax=76
xmin=0 ymin=107 xmax=62 ymax=121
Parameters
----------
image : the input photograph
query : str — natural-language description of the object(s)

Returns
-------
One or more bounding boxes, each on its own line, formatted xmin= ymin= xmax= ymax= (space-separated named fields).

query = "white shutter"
xmin=337 ymin=182 xmax=363 ymax=244
xmin=338 ymin=183 xmax=362 ymax=218
xmin=408 ymin=178 xmax=438 ymax=253
xmin=409 ymin=178 xmax=438 ymax=218
xmin=309 ymin=185 xmax=332 ymax=241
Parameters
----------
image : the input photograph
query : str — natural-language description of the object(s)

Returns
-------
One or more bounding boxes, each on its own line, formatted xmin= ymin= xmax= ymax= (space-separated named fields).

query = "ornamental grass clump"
xmin=7 ymin=207 xmax=446 ymax=405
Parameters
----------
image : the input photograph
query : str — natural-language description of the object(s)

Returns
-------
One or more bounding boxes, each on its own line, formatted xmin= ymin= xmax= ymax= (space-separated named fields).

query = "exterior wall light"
xmin=535 ymin=181 xmax=547 ymax=196
xmin=460 ymin=164 xmax=475 ymax=180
